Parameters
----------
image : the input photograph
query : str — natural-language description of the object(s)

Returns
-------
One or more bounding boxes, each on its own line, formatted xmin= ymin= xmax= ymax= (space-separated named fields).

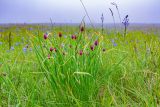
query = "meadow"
xmin=0 ymin=24 xmax=160 ymax=107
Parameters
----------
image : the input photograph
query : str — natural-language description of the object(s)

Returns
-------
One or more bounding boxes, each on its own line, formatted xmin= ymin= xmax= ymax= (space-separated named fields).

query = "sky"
xmin=0 ymin=0 xmax=160 ymax=24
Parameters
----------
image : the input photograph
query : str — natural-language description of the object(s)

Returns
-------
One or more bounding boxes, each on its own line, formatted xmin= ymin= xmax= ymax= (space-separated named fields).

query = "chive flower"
xmin=50 ymin=47 xmax=54 ymax=52
xmin=44 ymin=33 xmax=48 ymax=40
xmin=94 ymin=40 xmax=99 ymax=46
xmin=79 ymin=50 xmax=83 ymax=56
xmin=71 ymin=35 xmax=77 ymax=40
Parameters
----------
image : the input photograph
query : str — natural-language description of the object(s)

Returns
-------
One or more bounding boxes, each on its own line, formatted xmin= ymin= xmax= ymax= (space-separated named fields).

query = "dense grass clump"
xmin=0 ymin=25 xmax=160 ymax=106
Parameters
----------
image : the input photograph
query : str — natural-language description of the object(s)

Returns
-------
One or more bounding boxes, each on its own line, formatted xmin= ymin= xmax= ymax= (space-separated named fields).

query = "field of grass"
xmin=0 ymin=25 xmax=160 ymax=106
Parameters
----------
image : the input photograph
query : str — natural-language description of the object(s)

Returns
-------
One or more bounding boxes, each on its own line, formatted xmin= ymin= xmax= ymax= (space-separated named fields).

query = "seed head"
xmin=80 ymin=26 xmax=84 ymax=32
xmin=58 ymin=32 xmax=62 ymax=38
xmin=90 ymin=45 xmax=94 ymax=51
xmin=69 ymin=45 xmax=72 ymax=48
xmin=102 ymin=48 xmax=106 ymax=52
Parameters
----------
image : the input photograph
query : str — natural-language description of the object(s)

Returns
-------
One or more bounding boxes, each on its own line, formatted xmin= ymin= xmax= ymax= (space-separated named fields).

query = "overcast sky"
xmin=0 ymin=0 xmax=160 ymax=23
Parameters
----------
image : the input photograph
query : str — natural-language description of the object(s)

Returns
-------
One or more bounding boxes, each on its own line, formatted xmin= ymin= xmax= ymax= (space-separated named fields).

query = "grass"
xmin=0 ymin=25 xmax=160 ymax=106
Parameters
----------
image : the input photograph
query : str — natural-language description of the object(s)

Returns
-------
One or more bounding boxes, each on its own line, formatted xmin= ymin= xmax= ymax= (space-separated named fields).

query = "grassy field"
xmin=0 ymin=25 xmax=160 ymax=106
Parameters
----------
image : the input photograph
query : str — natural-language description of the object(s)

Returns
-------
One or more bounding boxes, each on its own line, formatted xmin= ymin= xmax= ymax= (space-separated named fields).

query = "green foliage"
xmin=0 ymin=25 xmax=160 ymax=106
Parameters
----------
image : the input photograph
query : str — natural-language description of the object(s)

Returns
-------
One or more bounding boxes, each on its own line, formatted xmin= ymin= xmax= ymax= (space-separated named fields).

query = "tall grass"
xmin=0 ymin=25 xmax=160 ymax=106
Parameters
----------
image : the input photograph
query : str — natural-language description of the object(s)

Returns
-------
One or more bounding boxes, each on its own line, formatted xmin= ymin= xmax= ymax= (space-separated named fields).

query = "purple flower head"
xmin=15 ymin=42 xmax=20 ymax=46
xmin=94 ymin=40 xmax=99 ymax=46
xmin=122 ymin=15 xmax=129 ymax=27
xmin=44 ymin=33 xmax=48 ymax=40
xmin=71 ymin=35 xmax=77 ymax=40
xmin=50 ymin=47 xmax=54 ymax=52
xmin=10 ymin=47 xmax=14 ymax=50
xmin=79 ymin=50 xmax=83 ymax=56
xmin=113 ymin=43 xmax=117 ymax=47
xmin=23 ymin=47 xmax=27 ymax=53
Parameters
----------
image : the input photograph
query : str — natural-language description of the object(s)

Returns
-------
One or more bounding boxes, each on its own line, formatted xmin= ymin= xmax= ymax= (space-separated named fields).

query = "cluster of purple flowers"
xmin=122 ymin=15 xmax=129 ymax=28
xmin=43 ymin=28 xmax=107 ymax=59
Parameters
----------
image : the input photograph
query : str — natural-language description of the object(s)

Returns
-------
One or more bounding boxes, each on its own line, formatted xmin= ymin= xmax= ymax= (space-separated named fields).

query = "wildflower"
xmin=58 ymin=32 xmax=62 ymax=38
xmin=79 ymin=50 xmax=83 ymax=56
xmin=64 ymin=35 xmax=67 ymax=38
xmin=28 ymin=27 xmax=33 ymax=31
xmin=111 ymin=39 xmax=115 ymax=43
xmin=23 ymin=47 xmax=27 ymax=53
xmin=48 ymin=54 xmax=51 ymax=59
xmin=10 ymin=47 xmax=14 ymax=50
xmin=94 ymin=40 xmax=99 ymax=46
xmin=71 ymin=35 xmax=77 ymax=40
xmin=44 ymin=33 xmax=48 ymax=40
xmin=122 ymin=15 xmax=129 ymax=27
xmin=90 ymin=45 xmax=94 ymax=51
xmin=113 ymin=43 xmax=117 ymax=47
xmin=50 ymin=47 xmax=54 ymax=52
xmin=15 ymin=42 xmax=20 ymax=46
xmin=122 ymin=15 xmax=129 ymax=36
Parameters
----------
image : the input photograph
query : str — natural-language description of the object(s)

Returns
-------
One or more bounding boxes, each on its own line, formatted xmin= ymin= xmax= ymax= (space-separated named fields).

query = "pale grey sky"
xmin=0 ymin=0 xmax=160 ymax=23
